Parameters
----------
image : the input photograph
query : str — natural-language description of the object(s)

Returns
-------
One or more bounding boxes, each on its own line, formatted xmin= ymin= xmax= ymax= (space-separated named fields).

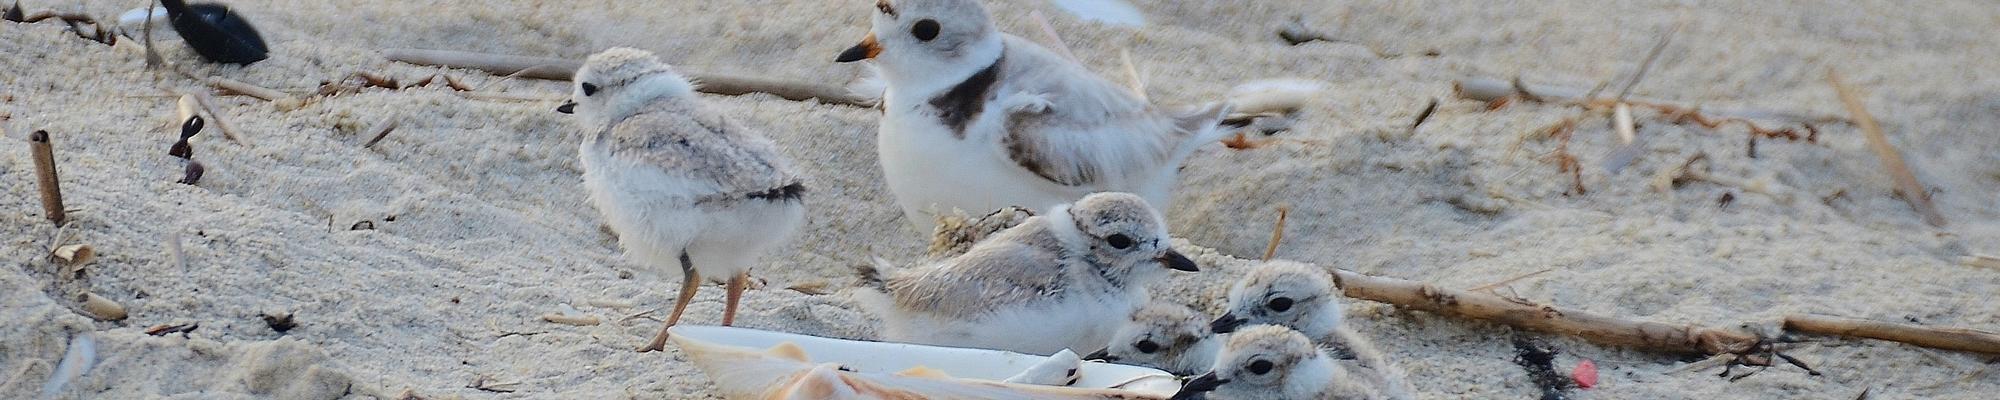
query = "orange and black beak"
xmin=835 ymin=32 xmax=881 ymax=63
xmin=555 ymin=100 xmax=576 ymax=114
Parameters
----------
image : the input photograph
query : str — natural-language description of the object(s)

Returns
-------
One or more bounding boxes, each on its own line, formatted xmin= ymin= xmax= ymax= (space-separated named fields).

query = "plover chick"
xmin=856 ymin=192 xmax=1199 ymax=355
xmin=835 ymin=0 xmax=1235 ymax=231
xmin=559 ymin=48 xmax=807 ymax=352
xmin=1174 ymin=325 xmax=1393 ymax=400
xmin=1209 ymin=261 xmax=1413 ymax=399
xmin=1087 ymin=301 xmax=1222 ymax=376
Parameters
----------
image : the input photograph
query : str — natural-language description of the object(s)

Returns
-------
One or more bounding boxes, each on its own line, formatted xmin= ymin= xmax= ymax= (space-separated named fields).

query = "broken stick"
xmin=1785 ymin=314 xmax=2000 ymax=355
xmin=381 ymin=48 xmax=874 ymax=108
xmin=1329 ymin=267 xmax=2000 ymax=356
xmin=30 ymin=130 xmax=65 ymax=225
xmin=1331 ymin=268 xmax=1760 ymax=355
xmin=1827 ymin=70 xmax=1946 ymax=227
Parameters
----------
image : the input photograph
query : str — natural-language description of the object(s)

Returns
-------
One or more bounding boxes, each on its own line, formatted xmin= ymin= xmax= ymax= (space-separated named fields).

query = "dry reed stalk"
xmin=1827 ymin=70 xmax=1946 ymax=227
xmin=30 ymin=130 xmax=65 ymax=225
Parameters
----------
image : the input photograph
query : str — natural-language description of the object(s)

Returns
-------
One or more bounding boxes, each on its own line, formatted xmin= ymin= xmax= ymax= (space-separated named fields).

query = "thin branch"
xmin=1262 ymin=205 xmax=1289 ymax=261
xmin=381 ymin=48 xmax=873 ymax=107
xmin=1331 ymin=268 xmax=1759 ymax=355
xmin=1785 ymin=315 xmax=2000 ymax=355
xmin=1827 ymin=70 xmax=1946 ymax=227
xmin=1616 ymin=24 xmax=1680 ymax=102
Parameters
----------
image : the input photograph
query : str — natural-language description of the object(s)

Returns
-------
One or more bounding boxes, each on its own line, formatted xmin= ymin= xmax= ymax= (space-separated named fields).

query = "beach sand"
xmin=3 ymin=0 xmax=1996 ymax=398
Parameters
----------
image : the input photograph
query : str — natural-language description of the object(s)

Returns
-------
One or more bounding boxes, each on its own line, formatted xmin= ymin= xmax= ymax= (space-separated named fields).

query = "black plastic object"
xmin=160 ymin=0 xmax=269 ymax=64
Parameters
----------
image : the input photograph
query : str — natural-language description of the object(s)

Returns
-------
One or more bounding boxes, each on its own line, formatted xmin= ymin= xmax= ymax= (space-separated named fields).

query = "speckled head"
xmin=1183 ymin=324 xmax=1335 ymax=400
xmin=1061 ymin=192 xmax=1199 ymax=280
xmin=559 ymin=47 xmax=694 ymax=127
xmin=1096 ymin=302 xmax=1220 ymax=375
xmin=1213 ymin=260 xmax=1344 ymax=338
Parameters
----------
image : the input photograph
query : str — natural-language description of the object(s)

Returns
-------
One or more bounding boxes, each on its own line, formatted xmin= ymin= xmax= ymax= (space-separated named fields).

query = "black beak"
xmin=1210 ymin=313 xmax=1247 ymax=334
xmin=555 ymin=101 xmax=576 ymax=114
xmin=1170 ymin=371 xmax=1228 ymax=400
xmin=1158 ymin=249 xmax=1198 ymax=272
xmin=1083 ymin=348 xmax=1116 ymax=362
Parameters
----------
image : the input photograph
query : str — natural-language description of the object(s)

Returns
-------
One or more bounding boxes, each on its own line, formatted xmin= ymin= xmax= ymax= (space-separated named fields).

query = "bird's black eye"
xmin=911 ymin=19 xmax=940 ymax=41
xmin=1135 ymin=340 xmax=1160 ymax=354
xmin=581 ymin=82 xmax=599 ymax=96
xmin=1106 ymin=234 xmax=1134 ymax=250
xmin=1247 ymin=359 xmax=1274 ymax=375
xmin=1267 ymin=297 xmax=1294 ymax=312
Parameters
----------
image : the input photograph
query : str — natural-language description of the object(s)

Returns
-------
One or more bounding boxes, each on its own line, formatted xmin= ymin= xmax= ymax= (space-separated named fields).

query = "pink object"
xmin=1572 ymin=359 xmax=1599 ymax=389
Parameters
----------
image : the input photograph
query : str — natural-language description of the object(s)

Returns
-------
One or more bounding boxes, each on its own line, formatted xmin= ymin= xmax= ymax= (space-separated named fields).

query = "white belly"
xmin=877 ymin=114 xmax=1090 ymax=231
xmin=883 ymin=290 xmax=1141 ymax=356
xmin=580 ymin=140 xmax=805 ymax=281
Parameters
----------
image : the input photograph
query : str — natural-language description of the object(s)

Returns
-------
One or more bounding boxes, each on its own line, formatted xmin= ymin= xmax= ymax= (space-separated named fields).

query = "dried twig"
xmin=1615 ymin=24 xmax=1679 ymax=102
xmin=382 ymin=48 xmax=874 ymax=107
xmin=1467 ymin=268 xmax=1554 ymax=292
xmin=1827 ymin=70 xmax=1946 ymax=227
xmin=361 ymin=114 xmax=401 ymax=148
xmin=186 ymin=91 xmax=250 ymax=146
xmin=1961 ymin=254 xmax=2000 ymax=270
xmin=146 ymin=322 xmax=200 ymax=334
xmin=1329 ymin=266 xmax=2000 ymax=357
xmin=1262 ymin=205 xmax=1289 ymax=261
xmin=1333 ymin=268 xmax=1760 ymax=354
xmin=30 ymin=130 xmax=65 ymax=225
xmin=1784 ymin=314 xmax=2000 ymax=355
xmin=1409 ymin=98 xmax=1439 ymax=131
xmin=467 ymin=376 xmax=519 ymax=393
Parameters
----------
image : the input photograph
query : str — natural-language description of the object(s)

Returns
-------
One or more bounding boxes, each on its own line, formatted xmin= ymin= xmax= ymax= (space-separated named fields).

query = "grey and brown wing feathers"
xmin=606 ymin=104 xmax=804 ymax=204
xmin=985 ymin=35 xmax=1193 ymax=188
xmin=888 ymin=221 xmax=1070 ymax=319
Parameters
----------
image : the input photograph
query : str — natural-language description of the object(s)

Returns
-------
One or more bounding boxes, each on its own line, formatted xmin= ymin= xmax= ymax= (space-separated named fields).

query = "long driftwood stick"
xmin=1785 ymin=314 xmax=2000 ymax=355
xmin=1827 ymin=70 xmax=1947 ymax=227
xmin=381 ymin=48 xmax=874 ymax=108
xmin=1330 ymin=268 xmax=2000 ymax=356
xmin=1331 ymin=269 xmax=1760 ymax=355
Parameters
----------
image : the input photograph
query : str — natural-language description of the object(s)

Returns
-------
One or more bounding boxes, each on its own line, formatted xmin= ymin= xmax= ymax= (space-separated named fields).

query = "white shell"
xmin=670 ymin=325 xmax=1181 ymax=399
xmin=1226 ymin=78 xmax=1331 ymax=116
xmin=39 ymin=334 xmax=96 ymax=399
xmin=118 ymin=7 xmax=179 ymax=41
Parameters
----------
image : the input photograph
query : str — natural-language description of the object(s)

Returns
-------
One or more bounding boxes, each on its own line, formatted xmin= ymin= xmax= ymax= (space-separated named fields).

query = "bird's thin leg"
xmin=722 ymin=271 xmax=748 ymax=326
xmin=639 ymin=251 xmax=700 ymax=352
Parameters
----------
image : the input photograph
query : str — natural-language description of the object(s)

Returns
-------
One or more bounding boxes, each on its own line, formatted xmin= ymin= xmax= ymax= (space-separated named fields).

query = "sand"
xmin=2 ymin=0 xmax=1996 ymax=398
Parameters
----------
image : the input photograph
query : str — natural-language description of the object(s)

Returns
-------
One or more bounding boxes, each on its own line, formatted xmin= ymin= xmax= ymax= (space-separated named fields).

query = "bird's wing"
xmin=888 ymin=223 xmax=1070 ymax=319
xmin=972 ymin=35 xmax=1192 ymax=188
xmin=605 ymin=107 xmax=802 ymax=203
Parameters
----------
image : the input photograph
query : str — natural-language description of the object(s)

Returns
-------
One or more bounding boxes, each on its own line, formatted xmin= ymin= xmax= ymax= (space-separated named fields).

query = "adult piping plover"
xmin=835 ymin=0 xmax=1236 ymax=231
xmin=1209 ymin=261 xmax=1413 ymax=399
xmin=1174 ymin=325 xmax=1392 ymax=400
xmin=855 ymin=192 xmax=1199 ymax=356
xmin=558 ymin=48 xmax=807 ymax=352
xmin=1086 ymin=301 xmax=1222 ymax=376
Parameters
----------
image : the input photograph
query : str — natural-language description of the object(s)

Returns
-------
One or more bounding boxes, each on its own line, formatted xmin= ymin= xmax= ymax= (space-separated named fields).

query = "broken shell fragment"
xmin=53 ymin=244 xmax=95 ymax=265
xmin=79 ymin=293 xmax=128 ymax=321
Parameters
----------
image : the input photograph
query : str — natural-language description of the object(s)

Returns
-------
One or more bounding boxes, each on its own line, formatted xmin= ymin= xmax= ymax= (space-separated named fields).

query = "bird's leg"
xmin=722 ymin=271 xmax=748 ymax=326
xmin=639 ymin=252 xmax=701 ymax=352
